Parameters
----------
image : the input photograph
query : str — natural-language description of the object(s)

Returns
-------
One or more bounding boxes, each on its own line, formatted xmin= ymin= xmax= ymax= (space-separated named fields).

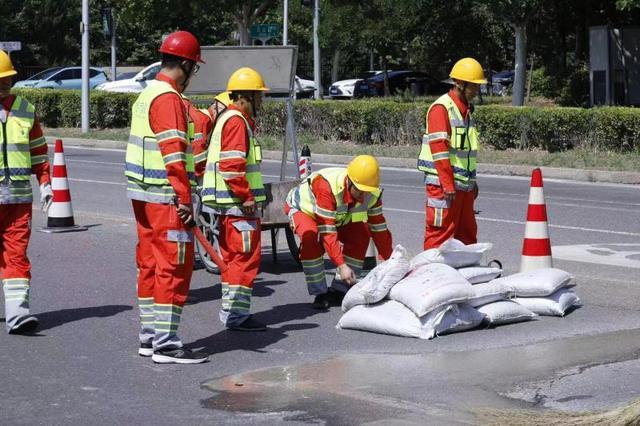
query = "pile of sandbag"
xmin=337 ymin=239 xmax=580 ymax=339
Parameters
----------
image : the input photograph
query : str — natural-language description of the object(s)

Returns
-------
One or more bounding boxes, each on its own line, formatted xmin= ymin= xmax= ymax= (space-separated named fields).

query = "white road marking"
xmin=48 ymin=143 xmax=125 ymax=153
xmin=68 ymin=178 xmax=125 ymax=186
xmin=553 ymin=244 xmax=640 ymax=269
xmin=384 ymin=207 xmax=640 ymax=237
xmin=66 ymin=158 xmax=122 ymax=166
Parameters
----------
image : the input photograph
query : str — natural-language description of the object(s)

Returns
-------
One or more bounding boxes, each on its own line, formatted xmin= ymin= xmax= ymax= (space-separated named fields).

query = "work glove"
xmin=39 ymin=183 xmax=53 ymax=214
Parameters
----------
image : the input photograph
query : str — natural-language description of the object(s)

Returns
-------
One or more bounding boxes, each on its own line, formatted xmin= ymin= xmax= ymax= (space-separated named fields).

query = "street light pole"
xmin=111 ymin=14 xmax=117 ymax=81
xmin=283 ymin=0 xmax=288 ymax=45
xmin=81 ymin=0 xmax=90 ymax=133
xmin=313 ymin=0 xmax=321 ymax=99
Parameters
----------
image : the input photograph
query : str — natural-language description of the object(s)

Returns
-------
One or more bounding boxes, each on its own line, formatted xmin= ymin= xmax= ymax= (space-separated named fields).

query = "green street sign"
xmin=250 ymin=24 xmax=279 ymax=40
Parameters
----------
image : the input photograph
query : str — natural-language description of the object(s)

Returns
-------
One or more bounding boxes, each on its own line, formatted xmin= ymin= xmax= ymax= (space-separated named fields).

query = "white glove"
xmin=39 ymin=183 xmax=53 ymax=213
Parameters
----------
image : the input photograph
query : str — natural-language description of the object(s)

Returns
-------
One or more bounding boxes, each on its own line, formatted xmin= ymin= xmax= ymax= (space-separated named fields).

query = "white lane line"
xmin=384 ymin=207 xmax=640 ymax=237
xmin=66 ymin=159 xmax=122 ymax=166
xmin=47 ymin=143 xmax=125 ymax=153
xmin=68 ymin=178 xmax=125 ymax=186
xmin=483 ymin=191 xmax=640 ymax=207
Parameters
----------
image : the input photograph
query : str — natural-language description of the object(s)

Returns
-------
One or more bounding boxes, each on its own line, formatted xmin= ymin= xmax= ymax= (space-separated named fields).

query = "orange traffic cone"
xmin=40 ymin=139 xmax=87 ymax=233
xmin=520 ymin=168 xmax=552 ymax=271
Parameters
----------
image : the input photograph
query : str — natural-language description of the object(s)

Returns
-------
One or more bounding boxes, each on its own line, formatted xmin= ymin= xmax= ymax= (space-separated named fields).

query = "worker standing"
xmin=0 ymin=50 xmax=52 ymax=334
xmin=125 ymin=31 xmax=208 ymax=364
xmin=284 ymin=155 xmax=393 ymax=309
xmin=201 ymin=67 xmax=268 ymax=331
xmin=417 ymin=57 xmax=486 ymax=250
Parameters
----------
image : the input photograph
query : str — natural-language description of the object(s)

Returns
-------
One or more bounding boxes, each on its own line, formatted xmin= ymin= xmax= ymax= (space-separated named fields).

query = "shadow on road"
xmin=186 ymin=279 xmax=288 ymax=306
xmin=0 ymin=304 xmax=132 ymax=332
xmin=185 ymin=302 xmax=323 ymax=355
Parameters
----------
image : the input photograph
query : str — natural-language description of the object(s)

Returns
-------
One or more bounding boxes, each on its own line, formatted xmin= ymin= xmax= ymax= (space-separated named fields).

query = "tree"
xmin=214 ymin=1 xmax=276 ymax=46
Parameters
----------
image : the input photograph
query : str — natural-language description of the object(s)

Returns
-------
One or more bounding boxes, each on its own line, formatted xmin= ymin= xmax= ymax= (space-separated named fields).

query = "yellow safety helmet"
xmin=346 ymin=155 xmax=380 ymax=193
xmin=214 ymin=91 xmax=232 ymax=106
xmin=449 ymin=57 xmax=487 ymax=84
xmin=226 ymin=67 xmax=269 ymax=92
xmin=0 ymin=50 xmax=17 ymax=79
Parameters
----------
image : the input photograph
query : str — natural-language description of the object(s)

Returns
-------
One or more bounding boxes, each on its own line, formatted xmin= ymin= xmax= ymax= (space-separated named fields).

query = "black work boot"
xmin=8 ymin=316 xmax=39 ymax=334
xmin=312 ymin=293 xmax=331 ymax=310
xmin=228 ymin=316 xmax=267 ymax=332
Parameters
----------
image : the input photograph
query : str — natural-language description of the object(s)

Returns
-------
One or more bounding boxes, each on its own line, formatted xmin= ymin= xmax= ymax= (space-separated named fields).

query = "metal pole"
xmin=283 ymin=0 xmax=288 ymax=45
xmin=81 ymin=0 xmax=90 ymax=133
xmin=111 ymin=16 xmax=117 ymax=81
xmin=313 ymin=0 xmax=321 ymax=99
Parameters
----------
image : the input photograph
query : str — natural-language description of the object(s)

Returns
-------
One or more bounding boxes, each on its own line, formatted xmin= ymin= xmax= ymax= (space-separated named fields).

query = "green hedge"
xmin=13 ymin=89 xmax=640 ymax=152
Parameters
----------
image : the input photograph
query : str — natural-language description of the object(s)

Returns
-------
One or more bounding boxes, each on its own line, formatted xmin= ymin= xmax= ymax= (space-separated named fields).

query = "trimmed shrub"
xmin=11 ymin=89 xmax=640 ymax=152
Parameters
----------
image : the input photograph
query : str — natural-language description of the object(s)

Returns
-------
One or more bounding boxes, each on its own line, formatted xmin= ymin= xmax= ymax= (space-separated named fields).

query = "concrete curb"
xmin=47 ymin=136 xmax=640 ymax=185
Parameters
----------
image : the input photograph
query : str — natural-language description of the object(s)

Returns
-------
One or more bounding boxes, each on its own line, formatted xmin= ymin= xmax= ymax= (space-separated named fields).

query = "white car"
xmin=295 ymin=76 xmax=315 ymax=98
xmin=95 ymin=62 xmax=161 ymax=93
xmin=329 ymin=71 xmax=382 ymax=99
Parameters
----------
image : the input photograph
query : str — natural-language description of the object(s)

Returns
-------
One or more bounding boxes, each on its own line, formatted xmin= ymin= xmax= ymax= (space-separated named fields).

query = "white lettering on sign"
xmin=0 ymin=41 xmax=22 ymax=52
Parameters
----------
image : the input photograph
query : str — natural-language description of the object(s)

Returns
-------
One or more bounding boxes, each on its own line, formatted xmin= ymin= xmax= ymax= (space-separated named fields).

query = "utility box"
xmin=589 ymin=26 xmax=640 ymax=106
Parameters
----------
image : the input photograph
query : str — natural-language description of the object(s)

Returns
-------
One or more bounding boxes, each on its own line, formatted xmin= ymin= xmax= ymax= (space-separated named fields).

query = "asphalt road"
xmin=1 ymin=144 xmax=639 ymax=425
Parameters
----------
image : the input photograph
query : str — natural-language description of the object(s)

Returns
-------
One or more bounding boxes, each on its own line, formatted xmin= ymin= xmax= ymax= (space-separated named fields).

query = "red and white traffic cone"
xmin=520 ymin=168 xmax=552 ymax=271
xmin=298 ymin=145 xmax=311 ymax=179
xmin=40 ymin=139 xmax=87 ymax=233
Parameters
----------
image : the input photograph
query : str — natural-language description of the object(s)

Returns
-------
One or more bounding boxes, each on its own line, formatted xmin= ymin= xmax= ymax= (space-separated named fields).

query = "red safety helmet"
xmin=159 ymin=31 xmax=205 ymax=64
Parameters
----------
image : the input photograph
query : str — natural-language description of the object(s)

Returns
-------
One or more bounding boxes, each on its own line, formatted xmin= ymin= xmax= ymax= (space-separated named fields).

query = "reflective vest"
xmin=125 ymin=81 xmax=195 ymax=203
xmin=286 ymin=167 xmax=380 ymax=227
xmin=201 ymin=109 xmax=265 ymax=208
xmin=417 ymin=93 xmax=478 ymax=190
xmin=0 ymin=96 xmax=37 ymax=204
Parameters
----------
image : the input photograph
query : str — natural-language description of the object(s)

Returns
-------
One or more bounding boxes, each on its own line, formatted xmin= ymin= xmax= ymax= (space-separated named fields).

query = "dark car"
xmin=353 ymin=70 xmax=451 ymax=98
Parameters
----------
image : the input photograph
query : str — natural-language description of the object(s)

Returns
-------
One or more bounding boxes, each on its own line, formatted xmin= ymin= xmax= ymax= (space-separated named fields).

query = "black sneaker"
xmin=327 ymin=288 xmax=345 ymax=305
xmin=138 ymin=342 xmax=153 ymax=357
xmin=312 ymin=293 xmax=330 ymax=310
xmin=8 ymin=316 xmax=39 ymax=334
xmin=228 ymin=316 xmax=267 ymax=332
xmin=151 ymin=347 xmax=209 ymax=364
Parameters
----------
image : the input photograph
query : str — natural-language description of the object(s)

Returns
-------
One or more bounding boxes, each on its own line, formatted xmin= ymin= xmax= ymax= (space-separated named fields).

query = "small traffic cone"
xmin=298 ymin=145 xmax=311 ymax=179
xmin=362 ymin=238 xmax=377 ymax=271
xmin=40 ymin=139 xmax=87 ymax=233
xmin=520 ymin=168 xmax=552 ymax=271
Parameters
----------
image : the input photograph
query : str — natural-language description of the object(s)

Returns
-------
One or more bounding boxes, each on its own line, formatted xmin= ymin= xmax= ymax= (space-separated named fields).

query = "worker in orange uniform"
xmin=125 ymin=31 xmax=208 ymax=364
xmin=201 ymin=68 xmax=268 ymax=331
xmin=284 ymin=155 xmax=393 ymax=309
xmin=0 ymin=50 xmax=52 ymax=334
xmin=417 ymin=57 xmax=486 ymax=250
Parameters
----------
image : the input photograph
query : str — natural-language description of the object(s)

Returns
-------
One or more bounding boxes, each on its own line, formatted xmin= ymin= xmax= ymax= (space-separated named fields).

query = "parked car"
xmin=95 ymin=62 xmax=161 ymax=93
xmin=354 ymin=70 xmax=451 ymax=98
xmin=13 ymin=66 xmax=108 ymax=89
xmin=295 ymin=75 xmax=315 ymax=98
xmin=329 ymin=71 xmax=382 ymax=99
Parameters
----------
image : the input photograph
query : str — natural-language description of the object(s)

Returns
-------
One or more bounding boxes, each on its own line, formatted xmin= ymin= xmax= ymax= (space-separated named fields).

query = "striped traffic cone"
xmin=520 ymin=168 xmax=552 ymax=271
xmin=40 ymin=139 xmax=87 ymax=233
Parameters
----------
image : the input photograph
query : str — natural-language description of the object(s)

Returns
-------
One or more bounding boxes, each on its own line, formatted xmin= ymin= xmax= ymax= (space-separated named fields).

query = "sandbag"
xmin=477 ymin=300 xmax=537 ymax=325
xmin=436 ymin=303 xmax=485 ymax=335
xmin=515 ymin=287 xmax=580 ymax=317
xmin=488 ymin=268 xmax=574 ymax=297
xmin=468 ymin=280 xmax=515 ymax=308
xmin=336 ymin=300 xmax=447 ymax=340
xmin=410 ymin=238 xmax=493 ymax=269
xmin=458 ymin=266 xmax=503 ymax=284
xmin=341 ymin=245 xmax=410 ymax=312
xmin=388 ymin=263 xmax=475 ymax=317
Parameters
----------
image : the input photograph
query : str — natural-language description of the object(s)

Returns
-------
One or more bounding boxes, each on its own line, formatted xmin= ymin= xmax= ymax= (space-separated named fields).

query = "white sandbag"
xmin=467 ymin=280 xmax=515 ymax=308
xmin=489 ymin=268 xmax=574 ymax=297
xmin=341 ymin=245 xmax=410 ymax=312
xmin=515 ymin=287 xmax=581 ymax=317
xmin=388 ymin=263 xmax=475 ymax=317
xmin=458 ymin=266 xmax=503 ymax=284
xmin=409 ymin=238 xmax=493 ymax=269
xmin=337 ymin=300 xmax=447 ymax=339
xmin=435 ymin=303 xmax=485 ymax=335
xmin=477 ymin=300 xmax=537 ymax=325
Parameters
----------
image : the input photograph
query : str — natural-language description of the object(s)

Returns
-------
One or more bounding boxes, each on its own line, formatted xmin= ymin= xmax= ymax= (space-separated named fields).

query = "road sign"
xmin=250 ymin=24 xmax=279 ymax=42
xmin=0 ymin=41 xmax=22 ymax=52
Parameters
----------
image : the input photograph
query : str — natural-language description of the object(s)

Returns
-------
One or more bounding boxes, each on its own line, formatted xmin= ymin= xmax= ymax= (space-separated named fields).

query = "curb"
xmin=47 ymin=136 xmax=640 ymax=185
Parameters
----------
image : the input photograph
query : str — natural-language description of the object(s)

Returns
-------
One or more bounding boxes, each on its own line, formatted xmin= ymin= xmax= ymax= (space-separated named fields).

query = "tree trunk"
xmin=382 ymin=56 xmax=390 ymax=97
xmin=331 ymin=48 xmax=341 ymax=84
xmin=512 ymin=24 xmax=527 ymax=106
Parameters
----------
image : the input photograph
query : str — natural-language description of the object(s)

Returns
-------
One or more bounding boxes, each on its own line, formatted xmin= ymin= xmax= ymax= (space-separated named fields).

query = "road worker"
xmin=207 ymin=91 xmax=232 ymax=123
xmin=0 ymin=50 xmax=53 ymax=334
xmin=124 ymin=31 xmax=208 ymax=364
xmin=201 ymin=67 xmax=268 ymax=331
xmin=284 ymin=155 xmax=393 ymax=309
xmin=417 ymin=57 xmax=486 ymax=249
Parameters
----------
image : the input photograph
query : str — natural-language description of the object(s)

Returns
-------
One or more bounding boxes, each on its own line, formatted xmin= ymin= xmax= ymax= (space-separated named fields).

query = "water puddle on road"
xmin=200 ymin=328 xmax=640 ymax=424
